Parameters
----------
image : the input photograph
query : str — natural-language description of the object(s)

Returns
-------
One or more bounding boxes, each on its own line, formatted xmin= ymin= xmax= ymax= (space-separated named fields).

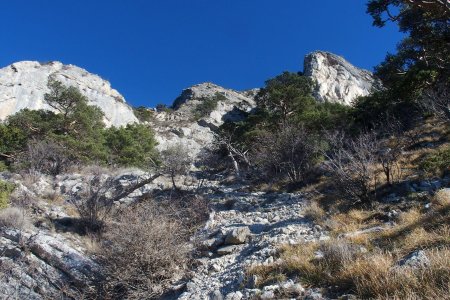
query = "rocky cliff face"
xmin=0 ymin=61 xmax=138 ymax=127
xmin=150 ymin=83 xmax=256 ymax=158
xmin=304 ymin=51 xmax=381 ymax=105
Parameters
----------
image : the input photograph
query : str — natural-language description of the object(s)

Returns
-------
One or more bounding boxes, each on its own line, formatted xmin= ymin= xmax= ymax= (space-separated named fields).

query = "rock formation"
xmin=149 ymin=83 xmax=256 ymax=158
xmin=0 ymin=61 xmax=138 ymax=127
xmin=304 ymin=51 xmax=381 ymax=105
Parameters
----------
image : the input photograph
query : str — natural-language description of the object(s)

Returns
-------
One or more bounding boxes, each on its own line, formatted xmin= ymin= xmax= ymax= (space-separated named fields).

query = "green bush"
xmin=0 ymin=181 xmax=15 ymax=210
xmin=105 ymin=123 xmax=159 ymax=168
xmin=421 ymin=147 xmax=450 ymax=176
xmin=133 ymin=106 xmax=154 ymax=122
xmin=192 ymin=92 xmax=224 ymax=120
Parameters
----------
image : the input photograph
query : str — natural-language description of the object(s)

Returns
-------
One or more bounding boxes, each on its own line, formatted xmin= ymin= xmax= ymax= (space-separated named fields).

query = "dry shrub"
xmin=432 ymin=189 xmax=450 ymax=207
xmin=303 ymin=201 xmax=325 ymax=222
xmin=0 ymin=207 xmax=30 ymax=230
xmin=324 ymin=132 xmax=381 ymax=205
xmin=98 ymin=200 xmax=190 ymax=299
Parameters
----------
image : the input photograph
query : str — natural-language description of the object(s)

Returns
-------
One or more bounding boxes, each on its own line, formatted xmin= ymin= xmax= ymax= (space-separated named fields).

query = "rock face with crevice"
xmin=0 ymin=61 xmax=138 ymax=127
xmin=304 ymin=51 xmax=382 ymax=105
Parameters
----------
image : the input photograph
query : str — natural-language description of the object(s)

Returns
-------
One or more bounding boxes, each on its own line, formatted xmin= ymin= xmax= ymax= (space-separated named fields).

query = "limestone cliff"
xmin=0 ymin=61 xmax=138 ymax=127
xmin=304 ymin=51 xmax=381 ymax=105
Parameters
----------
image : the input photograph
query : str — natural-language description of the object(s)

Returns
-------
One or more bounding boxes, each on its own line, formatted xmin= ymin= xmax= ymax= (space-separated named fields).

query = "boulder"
xmin=224 ymin=227 xmax=251 ymax=245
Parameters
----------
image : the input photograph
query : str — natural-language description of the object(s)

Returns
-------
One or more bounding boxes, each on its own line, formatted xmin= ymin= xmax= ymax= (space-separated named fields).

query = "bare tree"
xmin=212 ymin=130 xmax=251 ymax=178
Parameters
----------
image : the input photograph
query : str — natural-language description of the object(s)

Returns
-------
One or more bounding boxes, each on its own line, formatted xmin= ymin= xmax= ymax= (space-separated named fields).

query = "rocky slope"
xmin=150 ymin=83 xmax=256 ymax=158
xmin=304 ymin=51 xmax=381 ymax=105
xmin=0 ymin=61 xmax=138 ymax=127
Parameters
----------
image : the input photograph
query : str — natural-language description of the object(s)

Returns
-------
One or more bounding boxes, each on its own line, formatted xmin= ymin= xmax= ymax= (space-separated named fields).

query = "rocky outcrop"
xmin=0 ymin=61 xmax=138 ymax=127
xmin=304 ymin=51 xmax=381 ymax=105
xmin=0 ymin=228 xmax=100 ymax=299
xmin=150 ymin=83 xmax=256 ymax=158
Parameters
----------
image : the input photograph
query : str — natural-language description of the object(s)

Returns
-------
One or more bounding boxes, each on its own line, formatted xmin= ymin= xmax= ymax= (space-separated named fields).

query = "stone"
xmin=0 ymin=61 xmax=138 ymax=127
xmin=225 ymin=291 xmax=243 ymax=300
xmin=209 ymin=290 xmax=223 ymax=300
xmin=304 ymin=51 xmax=382 ymax=105
xmin=216 ymin=245 xmax=239 ymax=255
xmin=397 ymin=250 xmax=430 ymax=268
xmin=260 ymin=290 xmax=275 ymax=299
xmin=224 ymin=227 xmax=251 ymax=245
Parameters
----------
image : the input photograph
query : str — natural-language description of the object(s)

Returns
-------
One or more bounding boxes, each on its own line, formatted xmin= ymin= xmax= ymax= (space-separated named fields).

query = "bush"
xmin=105 ymin=123 xmax=159 ymax=168
xmin=133 ymin=106 xmax=154 ymax=122
xmin=0 ymin=180 xmax=15 ymax=209
xmin=98 ymin=201 xmax=190 ymax=299
xmin=252 ymin=123 xmax=322 ymax=183
xmin=421 ymin=147 xmax=450 ymax=176
xmin=16 ymin=139 xmax=72 ymax=176
xmin=324 ymin=132 xmax=380 ymax=205
xmin=192 ymin=92 xmax=224 ymax=120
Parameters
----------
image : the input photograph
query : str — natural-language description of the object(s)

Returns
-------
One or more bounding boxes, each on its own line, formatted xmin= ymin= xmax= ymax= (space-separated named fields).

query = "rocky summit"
xmin=304 ymin=51 xmax=381 ymax=105
xmin=150 ymin=83 xmax=256 ymax=157
xmin=0 ymin=61 xmax=138 ymax=127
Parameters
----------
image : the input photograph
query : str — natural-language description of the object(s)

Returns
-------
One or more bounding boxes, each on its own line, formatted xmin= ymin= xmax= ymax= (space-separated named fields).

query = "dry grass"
xmin=303 ymin=200 xmax=326 ymax=222
xmin=0 ymin=207 xmax=31 ymax=230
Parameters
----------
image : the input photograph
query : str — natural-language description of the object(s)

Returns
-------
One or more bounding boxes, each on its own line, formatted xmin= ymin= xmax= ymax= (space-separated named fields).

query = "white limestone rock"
xmin=304 ymin=51 xmax=382 ymax=105
xmin=150 ymin=83 xmax=256 ymax=158
xmin=0 ymin=61 xmax=138 ymax=127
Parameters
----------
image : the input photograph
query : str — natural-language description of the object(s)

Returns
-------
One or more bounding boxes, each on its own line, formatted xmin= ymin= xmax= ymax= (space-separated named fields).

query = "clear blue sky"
xmin=1 ymin=0 xmax=402 ymax=107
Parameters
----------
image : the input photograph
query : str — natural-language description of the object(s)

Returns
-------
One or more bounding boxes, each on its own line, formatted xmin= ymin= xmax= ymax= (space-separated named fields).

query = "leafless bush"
xmin=324 ymin=132 xmax=381 ymax=205
xmin=160 ymin=144 xmax=193 ymax=190
xmin=0 ymin=207 xmax=30 ymax=230
xmin=70 ymin=172 xmax=161 ymax=232
xmin=252 ymin=123 xmax=320 ymax=183
xmin=69 ymin=175 xmax=116 ymax=232
xmin=17 ymin=139 xmax=72 ymax=176
xmin=98 ymin=201 xmax=190 ymax=299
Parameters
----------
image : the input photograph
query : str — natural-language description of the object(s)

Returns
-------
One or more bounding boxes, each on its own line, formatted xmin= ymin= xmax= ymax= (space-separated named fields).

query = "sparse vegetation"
xmin=192 ymin=92 xmax=225 ymax=120
xmin=0 ymin=180 xmax=14 ymax=209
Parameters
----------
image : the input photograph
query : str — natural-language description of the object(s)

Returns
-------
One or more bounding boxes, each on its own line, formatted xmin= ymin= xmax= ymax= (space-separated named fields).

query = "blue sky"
xmin=1 ymin=1 xmax=403 ymax=107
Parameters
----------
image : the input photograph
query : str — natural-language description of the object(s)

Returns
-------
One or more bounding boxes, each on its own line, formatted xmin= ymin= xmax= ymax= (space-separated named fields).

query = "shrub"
xmin=16 ymin=139 xmax=72 ymax=176
xmin=105 ymin=123 xmax=159 ymax=168
xmin=192 ymin=92 xmax=224 ymax=120
xmin=0 ymin=180 xmax=15 ymax=209
xmin=252 ymin=123 xmax=322 ymax=183
xmin=133 ymin=106 xmax=154 ymax=122
xmin=323 ymin=132 xmax=381 ymax=205
xmin=421 ymin=146 xmax=450 ymax=176
xmin=98 ymin=201 xmax=190 ymax=299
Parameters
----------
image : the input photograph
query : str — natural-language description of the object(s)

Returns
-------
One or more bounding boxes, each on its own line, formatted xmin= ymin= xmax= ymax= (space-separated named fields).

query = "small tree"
xmin=160 ymin=144 xmax=193 ymax=190
xmin=45 ymin=77 xmax=86 ymax=119
xmin=256 ymin=72 xmax=316 ymax=122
